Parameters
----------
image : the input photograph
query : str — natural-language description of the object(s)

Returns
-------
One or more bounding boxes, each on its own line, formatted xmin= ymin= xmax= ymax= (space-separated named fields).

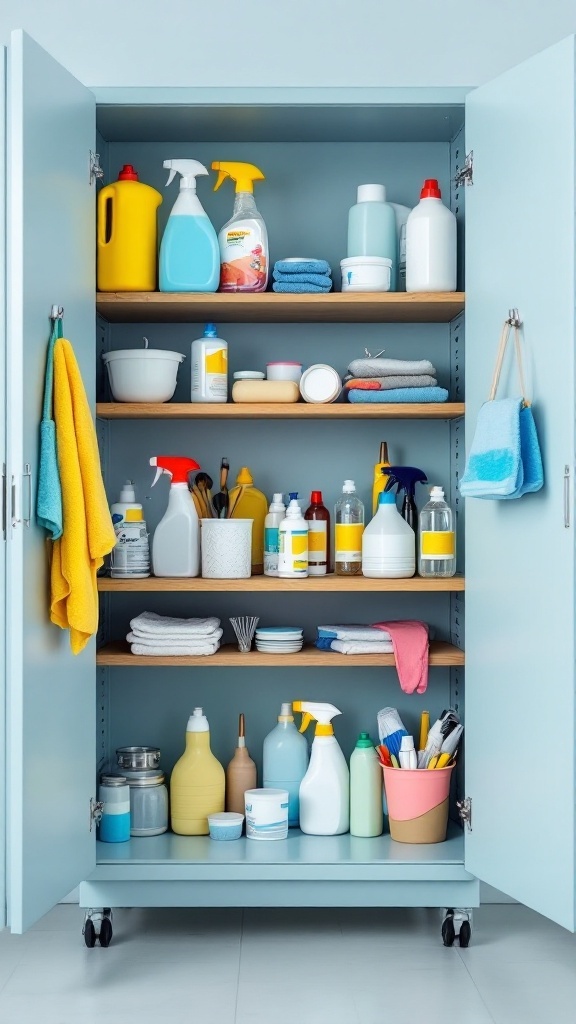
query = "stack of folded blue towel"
xmin=273 ymin=259 xmax=333 ymax=294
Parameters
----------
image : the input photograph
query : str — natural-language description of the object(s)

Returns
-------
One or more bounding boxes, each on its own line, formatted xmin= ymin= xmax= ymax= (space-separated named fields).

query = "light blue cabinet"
xmin=1 ymin=29 xmax=574 ymax=936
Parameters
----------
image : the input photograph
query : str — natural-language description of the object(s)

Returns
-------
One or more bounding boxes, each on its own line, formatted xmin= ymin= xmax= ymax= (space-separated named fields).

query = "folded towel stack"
xmin=345 ymin=356 xmax=448 ymax=404
xmin=273 ymin=259 xmax=333 ymax=294
xmin=315 ymin=624 xmax=394 ymax=655
xmin=127 ymin=611 xmax=223 ymax=657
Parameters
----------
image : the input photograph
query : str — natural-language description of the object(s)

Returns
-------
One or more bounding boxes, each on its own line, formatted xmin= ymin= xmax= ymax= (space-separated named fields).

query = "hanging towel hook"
xmin=507 ymin=308 xmax=522 ymax=327
xmin=50 ymin=305 xmax=64 ymax=321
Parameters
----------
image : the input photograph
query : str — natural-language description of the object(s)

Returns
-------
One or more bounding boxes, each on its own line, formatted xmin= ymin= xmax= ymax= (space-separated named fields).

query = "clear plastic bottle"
xmin=334 ymin=480 xmax=364 ymax=576
xmin=419 ymin=486 xmax=456 ymax=578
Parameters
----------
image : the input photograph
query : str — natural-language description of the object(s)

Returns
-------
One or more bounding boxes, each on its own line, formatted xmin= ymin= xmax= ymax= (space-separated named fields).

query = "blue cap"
xmin=289 ymin=492 xmax=298 ymax=500
xmin=204 ymin=323 xmax=218 ymax=337
xmin=378 ymin=491 xmax=395 ymax=505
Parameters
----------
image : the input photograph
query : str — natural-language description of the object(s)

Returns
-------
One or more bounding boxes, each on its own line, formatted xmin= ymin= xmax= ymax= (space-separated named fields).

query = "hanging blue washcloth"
xmin=460 ymin=399 xmax=543 ymax=498
xmin=347 ymin=386 xmax=449 ymax=404
xmin=37 ymin=317 xmax=63 ymax=539
xmin=274 ymin=259 xmax=332 ymax=276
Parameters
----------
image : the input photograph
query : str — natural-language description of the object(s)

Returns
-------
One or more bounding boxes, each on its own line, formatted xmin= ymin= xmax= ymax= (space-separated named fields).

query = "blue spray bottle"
xmin=384 ymin=466 xmax=428 ymax=531
xmin=159 ymin=159 xmax=220 ymax=293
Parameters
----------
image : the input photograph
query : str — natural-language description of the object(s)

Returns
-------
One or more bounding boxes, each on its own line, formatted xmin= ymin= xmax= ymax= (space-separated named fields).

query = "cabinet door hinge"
xmin=90 ymin=151 xmax=104 ymax=185
xmin=90 ymin=797 xmax=104 ymax=832
xmin=457 ymin=797 xmax=472 ymax=832
xmin=454 ymin=151 xmax=473 ymax=187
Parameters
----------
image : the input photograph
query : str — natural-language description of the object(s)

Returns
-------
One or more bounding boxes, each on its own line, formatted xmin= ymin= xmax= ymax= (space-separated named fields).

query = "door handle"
xmin=564 ymin=465 xmax=571 ymax=529
xmin=11 ymin=465 xmax=32 ymax=528
xmin=1 ymin=464 xmax=6 ymax=539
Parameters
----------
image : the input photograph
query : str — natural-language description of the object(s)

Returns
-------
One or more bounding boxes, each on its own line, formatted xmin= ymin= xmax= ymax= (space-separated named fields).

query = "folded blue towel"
xmin=347 ymin=386 xmax=449 ymax=404
xmin=460 ymin=398 xmax=543 ymax=498
xmin=274 ymin=259 xmax=332 ymax=276
xmin=273 ymin=281 xmax=333 ymax=293
xmin=273 ymin=271 xmax=333 ymax=287
xmin=37 ymin=318 xmax=63 ymax=539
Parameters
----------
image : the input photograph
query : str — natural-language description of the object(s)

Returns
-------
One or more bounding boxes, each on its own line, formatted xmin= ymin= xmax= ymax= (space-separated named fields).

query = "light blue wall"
xmin=0 ymin=0 xmax=576 ymax=88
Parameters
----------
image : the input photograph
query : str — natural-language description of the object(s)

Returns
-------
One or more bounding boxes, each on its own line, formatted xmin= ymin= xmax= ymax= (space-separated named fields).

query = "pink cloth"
xmin=371 ymin=620 xmax=429 ymax=694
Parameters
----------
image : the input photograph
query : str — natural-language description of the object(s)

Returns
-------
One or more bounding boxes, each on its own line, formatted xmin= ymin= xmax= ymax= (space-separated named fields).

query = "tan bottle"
xmin=170 ymin=708 xmax=225 ymax=835
xmin=226 ymin=713 xmax=257 ymax=814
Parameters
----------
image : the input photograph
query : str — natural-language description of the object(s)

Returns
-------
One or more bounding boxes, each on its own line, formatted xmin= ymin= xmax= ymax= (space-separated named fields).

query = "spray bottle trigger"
xmin=299 ymin=712 xmax=313 ymax=735
xmin=165 ymin=169 xmax=177 ymax=187
xmin=151 ymin=467 xmax=163 ymax=487
xmin=212 ymin=167 xmax=228 ymax=192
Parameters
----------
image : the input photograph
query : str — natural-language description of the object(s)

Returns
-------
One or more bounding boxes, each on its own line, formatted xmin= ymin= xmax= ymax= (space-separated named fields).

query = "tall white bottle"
xmin=350 ymin=733 xmax=383 ymax=838
xmin=362 ymin=491 xmax=415 ymax=578
xmin=278 ymin=494 xmax=308 ymax=579
xmin=293 ymin=701 xmax=350 ymax=836
xmin=191 ymin=322 xmax=228 ymax=403
xmin=264 ymin=493 xmax=286 ymax=577
xmin=110 ymin=480 xmax=150 ymax=579
xmin=150 ymin=456 xmax=201 ymax=577
xmin=405 ymin=178 xmax=457 ymax=293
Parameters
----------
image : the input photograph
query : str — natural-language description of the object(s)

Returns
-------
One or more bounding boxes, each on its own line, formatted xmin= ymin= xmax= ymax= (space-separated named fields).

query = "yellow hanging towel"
xmin=50 ymin=338 xmax=116 ymax=654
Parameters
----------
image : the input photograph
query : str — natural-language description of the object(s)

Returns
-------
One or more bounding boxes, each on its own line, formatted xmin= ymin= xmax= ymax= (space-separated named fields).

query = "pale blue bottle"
xmin=347 ymin=183 xmax=398 ymax=289
xmin=263 ymin=703 xmax=309 ymax=827
xmin=159 ymin=159 xmax=220 ymax=292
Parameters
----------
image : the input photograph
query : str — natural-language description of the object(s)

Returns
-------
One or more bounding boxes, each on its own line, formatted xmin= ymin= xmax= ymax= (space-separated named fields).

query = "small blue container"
xmin=98 ymin=774 xmax=131 ymax=843
xmin=207 ymin=812 xmax=244 ymax=841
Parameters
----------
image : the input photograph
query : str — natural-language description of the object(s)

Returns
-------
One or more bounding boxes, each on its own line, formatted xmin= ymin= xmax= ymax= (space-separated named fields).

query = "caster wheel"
xmin=83 ymin=919 xmax=96 ymax=948
xmin=99 ymin=917 xmax=113 ymax=947
xmin=442 ymin=917 xmax=455 ymax=947
xmin=459 ymin=920 xmax=472 ymax=948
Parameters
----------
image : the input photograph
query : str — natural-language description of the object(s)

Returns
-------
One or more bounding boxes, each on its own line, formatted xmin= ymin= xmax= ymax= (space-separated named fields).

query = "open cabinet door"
xmin=464 ymin=37 xmax=576 ymax=929
xmin=5 ymin=31 xmax=96 ymax=932
xmin=0 ymin=46 xmax=7 ymax=933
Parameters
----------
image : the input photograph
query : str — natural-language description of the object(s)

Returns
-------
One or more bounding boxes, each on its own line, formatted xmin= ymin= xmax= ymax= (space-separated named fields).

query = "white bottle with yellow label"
xmin=278 ymin=494 xmax=308 ymax=578
xmin=419 ymin=486 xmax=456 ymax=578
xmin=191 ymin=322 xmax=228 ymax=402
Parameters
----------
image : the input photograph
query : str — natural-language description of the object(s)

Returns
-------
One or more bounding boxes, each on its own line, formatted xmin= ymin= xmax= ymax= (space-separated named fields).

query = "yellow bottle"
xmin=97 ymin=164 xmax=162 ymax=291
xmin=170 ymin=708 xmax=225 ymax=835
xmin=372 ymin=441 xmax=391 ymax=514
xmin=228 ymin=467 xmax=268 ymax=575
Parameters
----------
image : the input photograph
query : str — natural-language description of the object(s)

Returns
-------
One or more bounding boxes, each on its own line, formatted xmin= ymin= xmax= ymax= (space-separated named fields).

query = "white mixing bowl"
xmin=103 ymin=342 xmax=185 ymax=403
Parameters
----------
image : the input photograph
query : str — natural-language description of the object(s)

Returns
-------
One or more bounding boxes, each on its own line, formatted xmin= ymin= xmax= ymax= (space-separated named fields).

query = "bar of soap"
xmin=232 ymin=380 xmax=300 ymax=403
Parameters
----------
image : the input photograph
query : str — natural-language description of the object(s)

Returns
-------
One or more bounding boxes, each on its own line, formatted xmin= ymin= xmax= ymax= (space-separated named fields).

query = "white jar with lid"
xmin=299 ymin=364 xmax=342 ymax=404
xmin=123 ymin=769 xmax=169 ymax=836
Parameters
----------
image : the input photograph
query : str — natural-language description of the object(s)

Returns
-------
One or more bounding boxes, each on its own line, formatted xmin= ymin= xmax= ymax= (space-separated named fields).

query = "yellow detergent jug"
xmin=170 ymin=708 xmax=225 ymax=835
xmin=97 ymin=164 xmax=162 ymax=291
xmin=229 ymin=467 xmax=268 ymax=575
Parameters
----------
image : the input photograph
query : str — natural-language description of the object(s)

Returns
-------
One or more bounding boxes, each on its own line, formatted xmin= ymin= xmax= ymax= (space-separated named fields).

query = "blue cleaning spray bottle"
xmin=159 ymin=159 xmax=220 ymax=292
xmin=384 ymin=466 xmax=428 ymax=531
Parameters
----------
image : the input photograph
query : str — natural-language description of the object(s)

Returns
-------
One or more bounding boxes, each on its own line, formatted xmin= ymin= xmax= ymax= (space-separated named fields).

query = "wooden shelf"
xmin=96 ymin=291 xmax=465 ymax=324
xmin=96 ymin=401 xmax=464 ymax=420
xmin=97 ymin=640 xmax=464 ymax=668
xmin=97 ymin=573 xmax=464 ymax=593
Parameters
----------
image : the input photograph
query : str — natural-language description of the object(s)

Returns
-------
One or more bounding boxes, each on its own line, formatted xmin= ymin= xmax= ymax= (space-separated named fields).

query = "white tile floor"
xmin=0 ymin=904 xmax=575 ymax=1024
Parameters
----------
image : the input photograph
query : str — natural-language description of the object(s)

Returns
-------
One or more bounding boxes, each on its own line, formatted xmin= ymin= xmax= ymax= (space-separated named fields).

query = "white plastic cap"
xmin=343 ymin=480 xmax=356 ymax=493
xmin=357 ymin=184 xmax=386 ymax=203
xmin=187 ymin=707 xmax=209 ymax=732
xmin=279 ymin=702 xmax=293 ymax=719
xmin=286 ymin=500 xmax=303 ymax=517
xmin=119 ymin=480 xmax=136 ymax=502
xmin=400 ymin=735 xmax=415 ymax=751
xmin=430 ymin=486 xmax=445 ymax=500
xmin=272 ymin=493 xmax=284 ymax=504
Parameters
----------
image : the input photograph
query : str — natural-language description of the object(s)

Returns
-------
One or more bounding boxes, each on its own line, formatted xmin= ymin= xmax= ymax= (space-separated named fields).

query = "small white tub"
xmin=244 ymin=788 xmax=289 ymax=841
xmin=340 ymin=256 xmax=392 ymax=293
xmin=103 ymin=338 xmax=185 ymax=402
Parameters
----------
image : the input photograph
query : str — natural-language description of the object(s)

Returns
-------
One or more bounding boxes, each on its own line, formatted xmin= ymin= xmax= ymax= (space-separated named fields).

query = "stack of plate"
xmin=255 ymin=627 xmax=304 ymax=654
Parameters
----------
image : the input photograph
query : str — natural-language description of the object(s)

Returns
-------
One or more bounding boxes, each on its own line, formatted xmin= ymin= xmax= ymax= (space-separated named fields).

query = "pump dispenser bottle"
xmin=171 ymin=708 xmax=225 ymax=834
xmin=294 ymin=701 xmax=350 ymax=835
xmin=159 ymin=159 xmax=220 ymax=292
xmin=263 ymin=703 xmax=309 ymax=827
xmin=212 ymin=161 xmax=268 ymax=292
xmin=278 ymin=494 xmax=308 ymax=578
xmin=150 ymin=456 xmax=201 ymax=577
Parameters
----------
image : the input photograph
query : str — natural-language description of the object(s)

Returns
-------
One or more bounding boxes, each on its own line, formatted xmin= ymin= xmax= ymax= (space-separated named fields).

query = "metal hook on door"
xmin=506 ymin=308 xmax=522 ymax=327
xmin=50 ymin=305 xmax=64 ymax=321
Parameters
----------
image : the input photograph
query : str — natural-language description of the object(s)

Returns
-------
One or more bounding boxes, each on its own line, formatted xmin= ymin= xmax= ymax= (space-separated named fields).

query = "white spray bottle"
xmin=293 ymin=701 xmax=350 ymax=835
xmin=159 ymin=159 xmax=220 ymax=293
xmin=150 ymin=456 xmax=201 ymax=577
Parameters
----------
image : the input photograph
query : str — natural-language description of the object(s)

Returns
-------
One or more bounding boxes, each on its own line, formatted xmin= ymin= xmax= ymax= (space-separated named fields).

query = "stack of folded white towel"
xmin=127 ymin=612 xmax=223 ymax=657
xmin=315 ymin=624 xmax=394 ymax=655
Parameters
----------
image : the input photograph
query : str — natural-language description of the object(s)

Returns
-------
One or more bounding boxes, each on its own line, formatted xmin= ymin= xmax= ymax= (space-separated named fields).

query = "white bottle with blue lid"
xmin=362 ymin=490 xmax=416 ymax=578
xmin=278 ymin=493 xmax=308 ymax=578
xmin=191 ymin=323 xmax=228 ymax=403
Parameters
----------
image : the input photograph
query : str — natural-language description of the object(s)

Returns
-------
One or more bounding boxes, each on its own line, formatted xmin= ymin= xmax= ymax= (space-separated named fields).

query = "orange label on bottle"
xmin=205 ymin=347 xmax=227 ymax=374
xmin=308 ymin=523 xmax=327 ymax=553
xmin=421 ymin=531 xmax=455 ymax=558
xmin=291 ymin=533 xmax=308 ymax=556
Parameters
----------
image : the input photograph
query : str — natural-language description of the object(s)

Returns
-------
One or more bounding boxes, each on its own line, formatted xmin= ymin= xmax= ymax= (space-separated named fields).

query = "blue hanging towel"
xmin=37 ymin=316 xmax=63 ymax=539
xmin=460 ymin=317 xmax=543 ymax=500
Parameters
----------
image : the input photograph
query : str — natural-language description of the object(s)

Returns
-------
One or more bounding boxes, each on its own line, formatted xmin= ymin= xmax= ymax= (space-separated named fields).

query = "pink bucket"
xmin=382 ymin=765 xmax=454 ymax=844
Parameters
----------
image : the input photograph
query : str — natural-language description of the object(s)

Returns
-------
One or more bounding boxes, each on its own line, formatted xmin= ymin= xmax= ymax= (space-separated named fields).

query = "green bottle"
xmin=350 ymin=733 xmax=383 ymax=837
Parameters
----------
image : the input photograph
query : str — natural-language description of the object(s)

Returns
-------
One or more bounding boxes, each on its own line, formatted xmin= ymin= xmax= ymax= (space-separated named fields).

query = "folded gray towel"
xmin=348 ymin=357 xmax=436 ymax=378
xmin=345 ymin=375 xmax=438 ymax=390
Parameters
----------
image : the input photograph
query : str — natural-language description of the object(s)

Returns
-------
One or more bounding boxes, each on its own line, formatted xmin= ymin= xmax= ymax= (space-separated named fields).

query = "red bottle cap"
xmin=310 ymin=491 xmax=323 ymax=504
xmin=420 ymin=178 xmax=441 ymax=199
xmin=118 ymin=164 xmax=139 ymax=181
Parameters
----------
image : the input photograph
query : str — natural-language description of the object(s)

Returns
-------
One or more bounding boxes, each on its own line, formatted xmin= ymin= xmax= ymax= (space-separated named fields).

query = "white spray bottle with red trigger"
xmin=150 ymin=456 xmax=201 ymax=577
